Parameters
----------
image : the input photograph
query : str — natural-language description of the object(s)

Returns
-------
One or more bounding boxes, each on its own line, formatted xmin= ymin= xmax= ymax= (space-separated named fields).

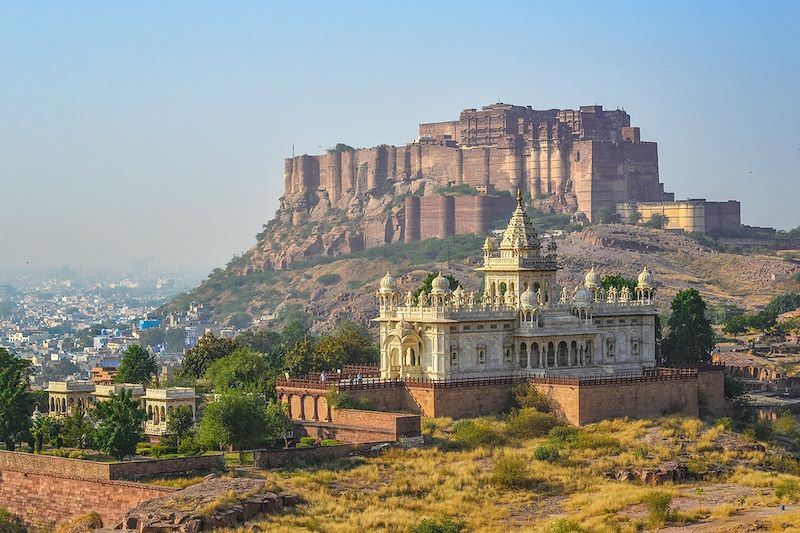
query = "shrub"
xmin=775 ymin=479 xmax=800 ymax=501
xmin=409 ymin=517 xmax=468 ymax=533
xmin=716 ymin=417 xmax=734 ymax=431
xmin=512 ymin=384 xmax=553 ymax=413
xmin=507 ymin=409 xmax=558 ymax=439
xmin=320 ymin=439 xmax=341 ymax=446
xmin=68 ymin=450 xmax=86 ymax=459
xmin=547 ymin=518 xmax=583 ymax=533
xmin=533 ymin=443 xmax=560 ymax=462
xmin=451 ymin=420 xmax=502 ymax=448
xmin=178 ymin=435 xmax=204 ymax=456
xmin=491 ymin=454 xmax=530 ymax=489
xmin=316 ymin=273 xmax=341 ymax=286
xmin=643 ymin=491 xmax=673 ymax=527
xmin=574 ymin=433 xmax=622 ymax=454
xmin=54 ymin=511 xmax=103 ymax=533
xmin=0 ymin=508 xmax=25 ymax=533
xmin=298 ymin=436 xmax=316 ymax=447
xmin=634 ymin=445 xmax=649 ymax=459
xmin=547 ymin=426 xmax=578 ymax=445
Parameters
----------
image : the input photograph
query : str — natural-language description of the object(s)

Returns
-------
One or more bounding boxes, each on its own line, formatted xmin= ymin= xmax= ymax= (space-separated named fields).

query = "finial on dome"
xmin=516 ymin=188 xmax=523 ymax=207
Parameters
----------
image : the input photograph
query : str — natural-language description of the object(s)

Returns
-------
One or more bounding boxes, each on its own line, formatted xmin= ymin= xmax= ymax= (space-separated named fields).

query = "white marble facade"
xmin=376 ymin=192 xmax=658 ymax=379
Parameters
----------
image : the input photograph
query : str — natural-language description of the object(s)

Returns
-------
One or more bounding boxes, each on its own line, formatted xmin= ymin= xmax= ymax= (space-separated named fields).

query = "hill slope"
xmin=166 ymin=223 xmax=799 ymax=331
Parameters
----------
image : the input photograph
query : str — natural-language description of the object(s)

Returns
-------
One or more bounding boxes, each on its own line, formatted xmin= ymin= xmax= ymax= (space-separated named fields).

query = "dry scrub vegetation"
xmin=216 ymin=405 xmax=800 ymax=533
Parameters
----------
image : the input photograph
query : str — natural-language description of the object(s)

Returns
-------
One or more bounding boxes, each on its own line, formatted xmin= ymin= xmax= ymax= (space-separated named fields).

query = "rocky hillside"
xmin=166 ymin=222 xmax=799 ymax=332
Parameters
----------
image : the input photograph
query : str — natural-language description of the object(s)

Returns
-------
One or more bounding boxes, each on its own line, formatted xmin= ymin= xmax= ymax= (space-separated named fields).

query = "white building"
xmin=376 ymin=192 xmax=658 ymax=380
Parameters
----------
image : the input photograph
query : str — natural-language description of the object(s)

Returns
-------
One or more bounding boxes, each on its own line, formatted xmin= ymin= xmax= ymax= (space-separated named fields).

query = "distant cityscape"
xmin=0 ymin=269 xmax=233 ymax=390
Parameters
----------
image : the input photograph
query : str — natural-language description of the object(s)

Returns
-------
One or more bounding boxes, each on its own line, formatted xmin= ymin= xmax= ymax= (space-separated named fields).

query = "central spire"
xmin=500 ymin=191 xmax=541 ymax=255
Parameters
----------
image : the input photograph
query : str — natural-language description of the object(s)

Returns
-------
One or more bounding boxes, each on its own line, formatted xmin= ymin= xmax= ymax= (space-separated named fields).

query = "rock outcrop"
xmin=119 ymin=477 xmax=298 ymax=532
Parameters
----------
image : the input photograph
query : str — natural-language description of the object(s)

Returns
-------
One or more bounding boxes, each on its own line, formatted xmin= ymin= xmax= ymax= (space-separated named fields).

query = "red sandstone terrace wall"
xmin=0 ymin=450 xmax=223 ymax=528
xmin=0 ymin=469 xmax=174 ymax=529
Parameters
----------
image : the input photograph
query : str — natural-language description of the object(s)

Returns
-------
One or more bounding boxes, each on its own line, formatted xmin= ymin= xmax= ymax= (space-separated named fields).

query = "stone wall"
xmin=277 ymin=369 xmax=727 ymax=426
xmin=0 ymin=452 xmax=177 ymax=529
xmin=253 ymin=442 xmax=387 ymax=469
xmin=574 ymin=378 xmax=699 ymax=425
xmin=108 ymin=454 xmax=224 ymax=480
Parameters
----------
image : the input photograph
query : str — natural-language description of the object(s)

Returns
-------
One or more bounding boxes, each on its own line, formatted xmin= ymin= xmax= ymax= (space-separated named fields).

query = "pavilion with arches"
xmin=376 ymin=191 xmax=659 ymax=380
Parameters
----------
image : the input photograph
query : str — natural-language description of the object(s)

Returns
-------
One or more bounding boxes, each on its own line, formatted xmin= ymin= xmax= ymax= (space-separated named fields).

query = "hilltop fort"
xmin=251 ymin=102 xmax=750 ymax=271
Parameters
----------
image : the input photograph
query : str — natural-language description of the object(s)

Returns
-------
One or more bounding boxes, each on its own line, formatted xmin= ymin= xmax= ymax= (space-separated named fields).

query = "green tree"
xmin=116 ymin=345 xmax=157 ymax=385
xmin=722 ymin=315 xmax=749 ymax=335
xmin=263 ymin=401 xmax=293 ymax=448
xmin=181 ymin=332 xmax=239 ymax=378
xmin=31 ymin=415 xmax=62 ymax=452
xmin=197 ymin=390 xmax=269 ymax=463
xmin=282 ymin=337 xmax=316 ymax=378
xmin=61 ymin=407 xmax=94 ymax=450
xmin=601 ymin=274 xmax=637 ymax=293
xmin=92 ymin=390 xmax=146 ymax=460
xmin=644 ymin=213 xmax=669 ymax=229
xmin=414 ymin=272 xmax=460 ymax=297
xmin=661 ymin=289 xmax=715 ymax=365
xmin=202 ymin=347 xmax=274 ymax=395
xmin=313 ymin=320 xmax=379 ymax=370
xmin=166 ymin=405 xmax=194 ymax=442
xmin=0 ymin=348 xmax=32 ymax=451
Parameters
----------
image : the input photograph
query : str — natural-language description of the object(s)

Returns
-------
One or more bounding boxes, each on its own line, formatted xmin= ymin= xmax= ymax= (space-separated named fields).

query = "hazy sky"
xmin=1 ymin=1 xmax=798 ymax=275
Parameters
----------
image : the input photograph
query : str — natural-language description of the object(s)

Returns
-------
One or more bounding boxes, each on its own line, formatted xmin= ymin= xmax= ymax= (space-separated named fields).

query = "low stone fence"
xmin=0 ymin=449 xmax=224 ymax=481
xmin=253 ymin=442 xmax=390 ymax=469
xmin=108 ymin=453 xmax=224 ymax=480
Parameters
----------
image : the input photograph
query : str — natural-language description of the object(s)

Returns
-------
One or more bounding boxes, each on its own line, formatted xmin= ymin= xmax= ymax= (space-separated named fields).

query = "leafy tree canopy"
xmin=197 ymin=390 xmax=273 ymax=462
xmin=662 ymin=289 xmax=714 ymax=365
xmin=414 ymin=272 xmax=460 ymax=297
xmin=92 ymin=390 xmax=146 ymax=460
xmin=181 ymin=332 xmax=239 ymax=379
xmin=601 ymin=274 xmax=637 ymax=293
xmin=166 ymin=405 xmax=194 ymax=441
xmin=202 ymin=347 xmax=274 ymax=395
xmin=313 ymin=320 xmax=379 ymax=370
xmin=0 ymin=348 xmax=32 ymax=451
xmin=116 ymin=344 xmax=157 ymax=385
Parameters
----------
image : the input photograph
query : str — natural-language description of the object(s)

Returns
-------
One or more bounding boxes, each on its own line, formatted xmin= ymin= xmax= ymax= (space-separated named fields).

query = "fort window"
xmin=618 ymin=319 xmax=626 ymax=324
xmin=594 ymin=319 xmax=601 ymax=325
xmin=575 ymin=151 xmax=581 ymax=162
xmin=490 ymin=324 xmax=498 ymax=330
xmin=451 ymin=349 xmax=458 ymax=365
xmin=519 ymin=342 xmax=528 ymax=368
xmin=631 ymin=340 xmax=640 ymax=356
xmin=504 ymin=323 xmax=512 ymax=329
xmin=477 ymin=325 xmax=485 ymax=330
xmin=463 ymin=325 xmax=471 ymax=331
xmin=631 ymin=318 xmax=638 ymax=324
xmin=478 ymin=348 xmax=486 ymax=364
xmin=606 ymin=339 xmax=615 ymax=357
xmin=606 ymin=319 xmax=614 ymax=324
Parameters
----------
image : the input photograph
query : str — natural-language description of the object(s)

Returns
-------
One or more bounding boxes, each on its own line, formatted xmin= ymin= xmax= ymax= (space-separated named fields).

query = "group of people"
xmin=318 ymin=370 xmax=364 ymax=385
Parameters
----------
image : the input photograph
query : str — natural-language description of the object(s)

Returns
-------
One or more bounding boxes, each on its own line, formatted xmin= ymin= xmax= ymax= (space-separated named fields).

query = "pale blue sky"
xmin=1 ymin=1 xmax=798 ymax=274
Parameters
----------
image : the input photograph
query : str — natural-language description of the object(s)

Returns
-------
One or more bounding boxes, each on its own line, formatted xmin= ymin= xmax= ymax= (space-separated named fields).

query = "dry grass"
xmin=209 ymin=415 xmax=800 ymax=532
